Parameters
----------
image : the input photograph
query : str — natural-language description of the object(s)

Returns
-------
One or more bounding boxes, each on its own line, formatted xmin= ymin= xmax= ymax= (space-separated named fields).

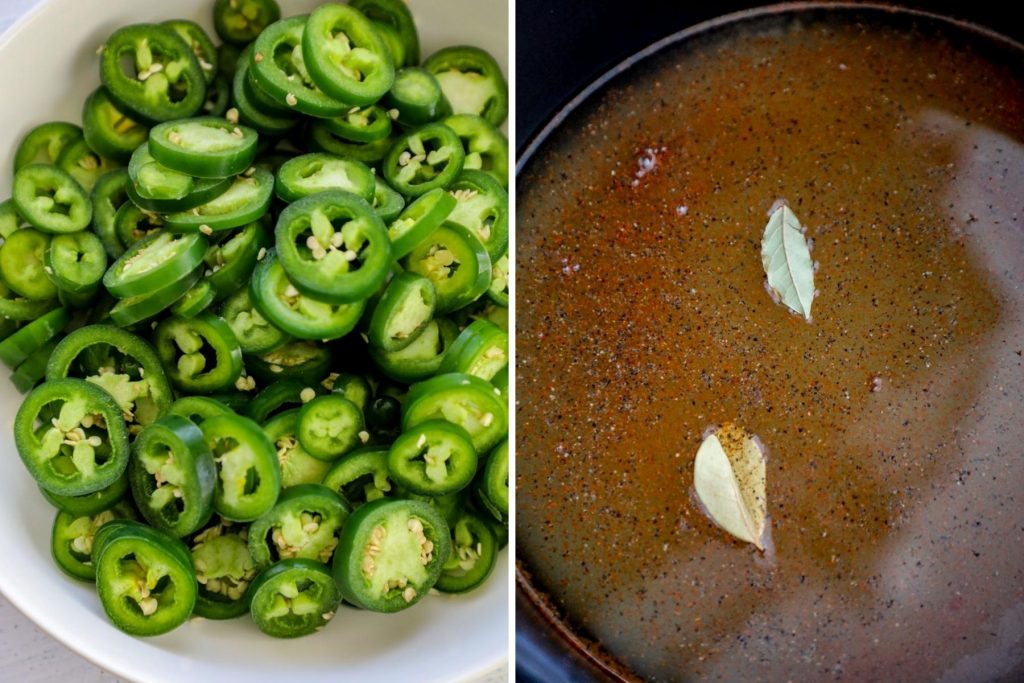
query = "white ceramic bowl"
xmin=0 ymin=1 xmax=508 ymax=681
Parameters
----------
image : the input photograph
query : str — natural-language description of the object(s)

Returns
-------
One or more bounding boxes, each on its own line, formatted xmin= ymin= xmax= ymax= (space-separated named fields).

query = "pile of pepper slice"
xmin=1 ymin=0 xmax=508 ymax=639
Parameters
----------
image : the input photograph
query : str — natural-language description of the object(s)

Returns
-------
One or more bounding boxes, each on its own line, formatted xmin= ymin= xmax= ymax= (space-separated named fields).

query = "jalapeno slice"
xmin=93 ymin=520 xmax=197 ymax=636
xmin=369 ymin=317 xmax=457 ymax=383
xmin=403 ymin=372 xmax=507 ymax=453
xmin=275 ymin=153 xmax=375 ymax=204
xmin=477 ymin=439 xmax=509 ymax=522
xmin=87 ymin=169 xmax=130 ymax=259
xmin=149 ymin=117 xmax=258 ymax=179
xmin=322 ymin=446 xmax=394 ymax=508
xmin=170 ymin=280 xmax=217 ymax=318
xmin=383 ymin=67 xmax=452 ymax=128
xmin=12 ymin=164 xmax=93 ymax=234
xmin=387 ymin=420 xmax=477 ymax=496
xmin=368 ymin=272 xmax=436 ymax=353
xmin=302 ymin=4 xmax=395 ymax=106
xmin=231 ymin=46 xmax=299 ymax=137
xmin=187 ymin=518 xmax=257 ymax=619
xmin=246 ymin=339 xmax=331 ymax=386
xmin=0 ymin=228 xmax=57 ymax=300
xmin=15 ymin=378 xmax=130 ymax=496
xmin=273 ymin=191 xmax=390 ymax=304
xmin=47 ymin=324 xmax=173 ymax=426
xmin=248 ymin=558 xmax=340 ymax=638
xmin=82 ymin=88 xmax=148 ymax=163
xmin=154 ymin=313 xmax=243 ymax=393
xmin=221 ymin=286 xmax=290 ymax=355
xmin=51 ymin=502 xmax=136 ymax=581
xmin=383 ymin=123 xmax=464 ymax=198
xmin=103 ymin=230 xmax=208 ymax=298
xmin=201 ymin=413 xmax=280 ymax=521
xmin=245 ymin=380 xmax=305 ymax=423
xmin=56 ymin=138 xmax=119 ymax=194
xmin=0 ymin=278 xmax=57 ymax=322
xmin=129 ymin=142 xmax=195 ymax=202
xmin=0 ymin=199 xmax=26 ymax=238
xmin=0 ymin=308 xmax=69 ymax=369
xmin=328 ymin=372 xmax=372 ymax=412
xmin=321 ymin=104 xmax=392 ymax=143
xmin=250 ymin=16 xmax=347 ymax=118
xmin=434 ymin=511 xmax=497 ymax=594
xmin=295 ymin=394 xmax=365 ymax=461
xmin=40 ymin=470 xmax=129 ymax=517
xmin=372 ymin=178 xmax=406 ymax=223
xmin=443 ymin=114 xmax=509 ymax=188
xmin=214 ymin=0 xmax=282 ymax=45
xmin=423 ymin=46 xmax=508 ymax=127
xmin=486 ymin=254 xmax=509 ymax=307
xmin=129 ymin=415 xmax=216 ymax=537
xmin=251 ymin=250 xmax=365 ymax=340
xmin=109 ymin=268 xmax=202 ymax=327
xmin=45 ymin=231 xmax=108 ymax=296
xmin=307 ymin=122 xmax=395 ymax=165
xmin=100 ymin=24 xmax=207 ymax=124
xmin=163 ymin=167 xmax=274 ymax=233
xmin=204 ymin=75 xmax=232 ymax=117
xmin=163 ymin=19 xmax=218 ymax=85
xmin=350 ymin=0 xmax=419 ymax=68
xmin=332 ymin=498 xmax=450 ymax=613
xmin=205 ymin=219 xmax=271 ymax=301
xmin=247 ymin=484 xmax=350 ymax=568
xmin=439 ymin=319 xmax=508 ymax=381
xmin=264 ymin=408 xmax=332 ymax=488
xmin=446 ymin=169 xmax=508 ymax=260
xmin=385 ymin=187 xmax=454 ymax=259
xmin=13 ymin=121 xmax=83 ymax=172
xmin=403 ymin=221 xmax=490 ymax=314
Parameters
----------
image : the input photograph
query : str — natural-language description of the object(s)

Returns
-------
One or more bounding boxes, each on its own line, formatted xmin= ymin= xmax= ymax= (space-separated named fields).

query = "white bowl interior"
xmin=0 ymin=1 xmax=508 ymax=681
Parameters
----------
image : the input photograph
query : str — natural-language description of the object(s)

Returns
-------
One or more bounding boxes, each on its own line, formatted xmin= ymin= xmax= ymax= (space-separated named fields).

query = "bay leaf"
xmin=693 ymin=424 xmax=767 ymax=550
xmin=761 ymin=203 xmax=815 ymax=320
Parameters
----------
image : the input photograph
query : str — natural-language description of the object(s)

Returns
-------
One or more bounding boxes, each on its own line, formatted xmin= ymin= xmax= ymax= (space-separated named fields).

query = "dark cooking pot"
xmin=515 ymin=1 xmax=1024 ymax=681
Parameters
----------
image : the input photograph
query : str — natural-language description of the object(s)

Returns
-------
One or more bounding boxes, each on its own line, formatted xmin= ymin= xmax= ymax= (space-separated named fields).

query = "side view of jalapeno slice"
xmin=149 ymin=117 xmax=258 ymax=179
xmin=0 ymin=307 xmax=69 ymax=370
xmin=350 ymin=0 xmax=419 ymax=68
xmin=14 ymin=377 xmax=130 ymax=496
xmin=333 ymin=498 xmax=451 ymax=613
xmin=247 ymin=483 xmax=350 ymax=568
xmin=248 ymin=557 xmax=341 ymax=638
xmin=321 ymin=104 xmax=392 ymax=143
xmin=478 ymin=439 xmax=509 ymax=521
xmin=387 ymin=187 xmax=456 ymax=259
xmin=13 ymin=164 xmax=93 ymax=234
xmin=82 ymin=87 xmax=148 ymax=163
xmin=103 ymin=231 xmax=208 ymax=299
xmin=40 ymin=471 xmax=129 ymax=517
xmin=201 ymin=413 xmax=281 ymax=521
xmin=369 ymin=317 xmax=458 ymax=383
xmin=163 ymin=167 xmax=274 ymax=233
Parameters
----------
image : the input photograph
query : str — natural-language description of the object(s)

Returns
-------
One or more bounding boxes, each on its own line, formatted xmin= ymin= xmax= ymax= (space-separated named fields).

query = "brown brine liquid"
xmin=517 ymin=9 xmax=1024 ymax=682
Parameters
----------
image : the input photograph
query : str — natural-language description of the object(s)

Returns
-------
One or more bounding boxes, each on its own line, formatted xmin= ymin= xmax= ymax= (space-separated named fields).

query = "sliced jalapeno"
xmin=109 ymin=268 xmax=202 ymax=328
xmin=423 ymin=46 xmax=508 ymax=127
xmin=328 ymin=372 xmax=372 ymax=412
xmin=113 ymin=202 xmax=163 ymax=249
xmin=321 ymin=104 xmax=392 ymax=143
xmin=369 ymin=317 xmax=458 ymax=383
xmin=350 ymin=0 xmax=419 ymax=68
xmin=434 ymin=511 xmax=497 ymax=593
xmin=51 ymin=502 xmax=136 ymax=581
xmin=0 ymin=278 xmax=57 ymax=322
xmin=81 ymin=88 xmax=148 ymax=164
xmin=45 ymin=231 xmax=108 ymax=296
xmin=168 ymin=395 xmax=233 ymax=425
xmin=296 ymin=394 xmax=365 ymax=461
xmin=222 ymin=286 xmax=291 ymax=355
xmin=13 ymin=122 xmax=83 ymax=172
xmin=90 ymin=169 xmax=131 ymax=258
xmin=368 ymin=272 xmax=436 ymax=352
xmin=15 ymin=378 xmax=130 ymax=496
xmin=0 ymin=228 xmax=58 ymax=300
xmin=245 ymin=380 xmax=306 ymax=423
xmin=443 ymin=114 xmax=509 ymax=188
xmin=332 ymin=498 xmax=451 ymax=613
xmin=163 ymin=19 xmax=218 ymax=85
xmin=273 ymin=191 xmax=391 ymax=304
xmin=154 ymin=313 xmax=244 ymax=393
xmin=55 ymin=138 xmax=119 ymax=194
xmin=322 ymin=446 xmax=394 ymax=508
xmin=403 ymin=221 xmax=490 ymax=313
xmin=302 ymin=4 xmax=395 ymax=106
xmin=383 ymin=67 xmax=451 ymax=128
xmin=386 ymin=186 xmax=455 ymax=258
xmin=387 ymin=420 xmax=477 ymax=496
xmin=446 ymin=169 xmax=508 ymax=260
xmin=403 ymin=372 xmax=507 ymax=453
xmin=0 ymin=308 xmax=69 ymax=369
xmin=40 ymin=470 xmax=129 ymax=517
xmin=129 ymin=142 xmax=195 ymax=202
xmin=163 ymin=167 xmax=274 ymax=233
xmin=307 ymin=121 xmax=395 ymax=165
xmin=103 ymin=231 xmax=207 ymax=299
xmin=246 ymin=339 xmax=331 ymax=386
xmin=487 ymin=254 xmax=509 ymax=307
xmin=372 ymin=178 xmax=406 ymax=223
xmin=251 ymin=250 xmax=365 ymax=340
xmin=248 ymin=558 xmax=340 ymax=638
xmin=189 ymin=518 xmax=256 ymax=619
xmin=11 ymin=338 xmax=55 ymax=392
xmin=248 ymin=484 xmax=350 ymax=568
xmin=231 ymin=46 xmax=299 ymax=136
xmin=130 ymin=415 xmax=216 ymax=537
xmin=201 ymin=413 xmax=281 ymax=521
xmin=439 ymin=319 xmax=508 ymax=381
xmin=170 ymin=280 xmax=216 ymax=318
xmin=275 ymin=153 xmax=375 ymax=204
xmin=383 ymin=123 xmax=465 ymax=198
xmin=100 ymin=24 xmax=207 ymax=123
xmin=477 ymin=439 xmax=509 ymax=522
xmin=13 ymin=164 xmax=93 ymax=234
xmin=149 ymin=117 xmax=258 ymax=179
xmin=264 ymin=408 xmax=332 ymax=487
xmin=0 ymin=199 xmax=26 ymax=238
xmin=205 ymin=219 xmax=271 ymax=301
xmin=93 ymin=520 xmax=197 ymax=635
xmin=214 ymin=0 xmax=282 ymax=45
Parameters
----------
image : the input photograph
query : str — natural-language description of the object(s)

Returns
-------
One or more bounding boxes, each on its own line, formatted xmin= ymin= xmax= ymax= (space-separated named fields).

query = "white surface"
xmin=0 ymin=1 xmax=509 ymax=682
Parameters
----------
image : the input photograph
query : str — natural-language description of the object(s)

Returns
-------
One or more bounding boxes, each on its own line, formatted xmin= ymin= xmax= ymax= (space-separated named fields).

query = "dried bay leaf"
xmin=761 ymin=203 xmax=815 ymax=320
xmin=693 ymin=424 xmax=767 ymax=550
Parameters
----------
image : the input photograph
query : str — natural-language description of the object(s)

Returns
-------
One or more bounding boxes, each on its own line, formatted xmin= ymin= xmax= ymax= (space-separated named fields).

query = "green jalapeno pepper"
xmin=248 ymin=484 xmax=350 ymax=568
xmin=56 ymin=137 xmax=119 ymax=193
xmin=0 ymin=308 xmax=69 ymax=370
xmin=402 ymin=372 xmax=507 ymax=453
xmin=307 ymin=122 xmax=395 ymax=165
xmin=0 ymin=278 xmax=57 ymax=322
xmin=442 ymin=114 xmax=509 ymax=188
xmin=264 ymin=408 xmax=332 ymax=487
xmin=387 ymin=186 xmax=456 ymax=259
xmin=327 ymin=372 xmax=371 ymax=413
xmin=168 ymin=395 xmax=233 ymax=425
xmin=45 ymin=231 xmax=108 ymax=296
xmin=129 ymin=142 xmax=195 ymax=202
xmin=90 ymin=169 xmax=131 ymax=259
xmin=103 ymin=230 xmax=208 ymax=299
xmin=149 ymin=117 xmax=258 ymax=179
xmin=0 ymin=199 xmax=26 ymax=237
xmin=332 ymin=498 xmax=451 ymax=613
xmin=13 ymin=121 xmax=83 ymax=172
xmin=350 ymin=0 xmax=419 ymax=68
xmin=154 ymin=313 xmax=243 ymax=394
xmin=302 ymin=4 xmax=395 ymax=106
xmin=130 ymin=415 xmax=216 ymax=537
xmin=12 ymin=164 xmax=93 ymax=234
xmin=92 ymin=520 xmax=197 ymax=635
xmin=321 ymin=104 xmax=392 ymax=143
xmin=243 ymin=380 xmax=305 ymax=423
xmin=383 ymin=123 xmax=464 ymax=198
xmin=0 ymin=228 xmax=58 ymax=301
xmin=248 ymin=558 xmax=340 ymax=638
xmin=446 ymin=169 xmax=509 ymax=260
xmin=296 ymin=394 xmax=365 ymax=461
xmin=214 ymin=0 xmax=282 ymax=45
xmin=383 ymin=67 xmax=451 ymax=127
xmin=51 ymin=502 xmax=137 ymax=581
xmin=273 ymin=190 xmax=391 ymax=304
xmin=477 ymin=439 xmax=509 ymax=522
xmin=222 ymin=286 xmax=291 ymax=355
xmin=367 ymin=272 xmax=436 ymax=352
xmin=387 ymin=420 xmax=477 ymax=496
xmin=46 ymin=324 xmax=173 ymax=426
xmin=201 ymin=413 xmax=281 ymax=521
xmin=231 ymin=46 xmax=299 ymax=137
xmin=438 ymin=319 xmax=508 ymax=381
xmin=163 ymin=167 xmax=274 ymax=233
xmin=205 ymin=219 xmax=271 ymax=301
xmin=15 ymin=378 xmax=130 ymax=496
xmin=100 ymin=24 xmax=207 ymax=124
xmin=372 ymin=178 xmax=406 ymax=223
xmin=189 ymin=518 xmax=257 ymax=619
xmin=82 ymin=88 xmax=149 ymax=163
xmin=40 ymin=471 xmax=129 ymax=517
xmin=163 ymin=19 xmax=218 ymax=85
xmin=170 ymin=280 xmax=217 ymax=318
xmin=126 ymin=173 xmax=233 ymax=217
xmin=487 ymin=254 xmax=509 ymax=307
xmin=434 ymin=510 xmax=497 ymax=594
xmin=322 ymin=446 xmax=395 ymax=508
xmin=403 ymin=221 xmax=491 ymax=313
xmin=369 ymin=317 xmax=458 ymax=383
xmin=245 ymin=339 xmax=331 ymax=386
xmin=275 ymin=153 xmax=375 ymax=204
xmin=423 ymin=46 xmax=508 ymax=127
xmin=109 ymin=268 xmax=202 ymax=328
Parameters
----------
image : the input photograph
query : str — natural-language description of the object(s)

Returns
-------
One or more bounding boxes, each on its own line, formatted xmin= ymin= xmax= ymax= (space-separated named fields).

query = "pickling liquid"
xmin=517 ymin=8 xmax=1024 ymax=681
